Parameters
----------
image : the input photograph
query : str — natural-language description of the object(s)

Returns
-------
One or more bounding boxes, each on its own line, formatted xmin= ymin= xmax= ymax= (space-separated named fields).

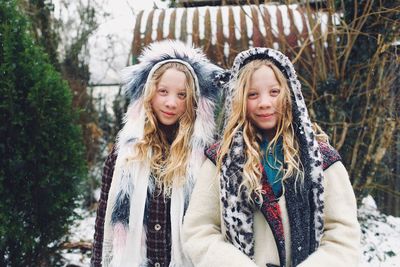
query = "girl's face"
xmin=151 ymin=68 xmax=188 ymax=126
xmin=246 ymin=65 xmax=282 ymax=139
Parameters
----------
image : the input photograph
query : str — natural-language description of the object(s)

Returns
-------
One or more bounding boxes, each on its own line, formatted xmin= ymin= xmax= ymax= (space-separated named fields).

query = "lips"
xmin=162 ymin=110 xmax=176 ymax=116
xmin=257 ymin=113 xmax=275 ymax=118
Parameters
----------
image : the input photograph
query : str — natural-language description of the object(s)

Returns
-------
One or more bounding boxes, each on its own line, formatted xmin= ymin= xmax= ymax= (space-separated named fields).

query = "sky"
xmin=87 ymin=0 xmax=167 ymax=84
xmin=53 ymin=0 xmax=168 ymax=85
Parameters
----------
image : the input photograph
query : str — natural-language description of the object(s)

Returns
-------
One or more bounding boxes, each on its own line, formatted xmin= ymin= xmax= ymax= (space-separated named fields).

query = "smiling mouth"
xmin=257 ymin=113 xmax=274 ymax=118
xmin=162 ymin=111 xmax=176 ymax=116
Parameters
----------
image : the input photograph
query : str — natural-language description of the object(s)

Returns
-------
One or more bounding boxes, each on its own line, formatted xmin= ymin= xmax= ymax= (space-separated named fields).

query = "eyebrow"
xmin=249 ymin=84 xmax=281 ymax=89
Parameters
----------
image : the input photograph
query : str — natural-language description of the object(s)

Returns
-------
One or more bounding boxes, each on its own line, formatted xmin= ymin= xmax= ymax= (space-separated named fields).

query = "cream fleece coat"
xmin=182 ymin=159 xmax=360 ymax=267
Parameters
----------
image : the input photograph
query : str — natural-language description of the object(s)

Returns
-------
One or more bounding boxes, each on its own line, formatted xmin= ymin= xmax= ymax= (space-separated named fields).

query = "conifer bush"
xmin=0 ymin=1 xmax=86 ymax=265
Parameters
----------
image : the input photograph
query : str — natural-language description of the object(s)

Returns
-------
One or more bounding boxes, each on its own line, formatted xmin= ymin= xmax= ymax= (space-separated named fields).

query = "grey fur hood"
xmin=121 ymin=39 xmax=222 ymax=103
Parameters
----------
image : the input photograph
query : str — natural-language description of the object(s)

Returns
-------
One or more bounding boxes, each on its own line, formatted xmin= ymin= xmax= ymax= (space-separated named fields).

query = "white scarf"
xmin=102 ymin=96 xmax=215 ymax=267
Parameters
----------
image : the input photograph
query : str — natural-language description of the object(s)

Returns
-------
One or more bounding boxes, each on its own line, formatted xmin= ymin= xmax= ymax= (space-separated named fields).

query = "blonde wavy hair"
xmin=135 ymin=62 xmax=197 ymax=196
xmin=218 ymin=59 xmax=303 ymax=200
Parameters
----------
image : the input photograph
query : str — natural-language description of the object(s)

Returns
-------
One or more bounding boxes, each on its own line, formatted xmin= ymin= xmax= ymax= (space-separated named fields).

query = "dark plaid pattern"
xmin=91 ymin=147 xmax=117 ymax=267
xmin=318 ymin=141 xmax=341 ymax=170
xmin=145 ymin=188 xmax=172 ymax=267
xmin=91 ymin=148 xmax=172 ymax=267
xmin=204 ymin=142 xmax=220 ymax=164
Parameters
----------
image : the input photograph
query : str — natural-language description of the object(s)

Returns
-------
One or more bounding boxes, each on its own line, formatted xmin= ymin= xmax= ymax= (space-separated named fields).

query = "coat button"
xmin=154 ymin=262 xmax=160 ymax=267
xmin=154 ymin=223 xmax=161 ymax=231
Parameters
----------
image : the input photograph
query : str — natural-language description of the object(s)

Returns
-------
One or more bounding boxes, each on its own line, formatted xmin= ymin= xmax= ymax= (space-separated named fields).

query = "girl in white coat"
xmin=182 ymin=47 xmax=360 ymax=267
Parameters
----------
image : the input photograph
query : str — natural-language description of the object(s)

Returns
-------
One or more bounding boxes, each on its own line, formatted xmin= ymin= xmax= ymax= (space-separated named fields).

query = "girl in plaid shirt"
xmin=91 ymin=40 xmax=222 ymax=267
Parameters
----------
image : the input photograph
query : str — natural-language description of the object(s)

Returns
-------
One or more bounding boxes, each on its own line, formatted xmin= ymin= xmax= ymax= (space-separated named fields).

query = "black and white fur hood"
xmin=216 ymin=47 xmax=326 ymax=256
xmin=121 ymin=39 xmax=221 ymax=103
xmin=221 ymin=48 xmax=325 ymax=188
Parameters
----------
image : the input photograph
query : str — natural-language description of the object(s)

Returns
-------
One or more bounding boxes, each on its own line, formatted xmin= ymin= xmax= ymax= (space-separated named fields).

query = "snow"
xmin=186 ymin=8 xmax=194 ymax=44
xmin=197 ymin=6 xmax=206 ymax=41
xmin=268 ymin=5 xmax=279 ymax=38
xmin=231 ymin=5 xmax=241 ymax=40
xmin=209 ymin=6 xmax=218 ymax=45
xmin=291 ymin=6 xmax=304 ymax=34
xmin=278 ymin=5 xmax=291 ymax=36
xmin=241 ymin=5 xmax=254 ymax=39
xmin=220 ymin=6 xmax=230 ymax=39
xmin=62 ymin=195 xmax=400 ymax=266
xmin=52 ymin=1 xmax=338 ymax=87
xmin=61 ymin=208 xmax=96 ymax=267
xmin=49 ymin=2 xmax=400 ymax=264
xmin=151 ymin=9 xmax=161 ymax=41
xmin=163 ymin=8 xmax=174 ymax=38
xmin=359 ymin=196 xmax=400 ymax=266
xmin=257 ymin=6 xmax=266 ymax=37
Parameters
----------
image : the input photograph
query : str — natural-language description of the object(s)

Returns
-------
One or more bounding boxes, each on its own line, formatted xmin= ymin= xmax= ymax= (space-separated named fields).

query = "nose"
xmin=258 ymin=93 xmax=272 ymax=109
xmin=165 ymin=95 xmax=178 ymax=109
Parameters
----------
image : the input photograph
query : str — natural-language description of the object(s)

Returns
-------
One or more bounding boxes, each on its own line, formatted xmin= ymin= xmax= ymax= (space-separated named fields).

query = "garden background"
xmin=1 ymin=0 xmax=399 ymax=266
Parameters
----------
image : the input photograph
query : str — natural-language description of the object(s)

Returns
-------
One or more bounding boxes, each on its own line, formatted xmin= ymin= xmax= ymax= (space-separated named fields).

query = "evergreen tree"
xmin=0 ymin=0 xmax=86 ymax=265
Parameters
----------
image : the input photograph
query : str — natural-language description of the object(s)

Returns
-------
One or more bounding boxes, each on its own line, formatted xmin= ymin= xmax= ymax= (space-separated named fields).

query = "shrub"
xmin=0 ymin=1 xmax=86 ymax=265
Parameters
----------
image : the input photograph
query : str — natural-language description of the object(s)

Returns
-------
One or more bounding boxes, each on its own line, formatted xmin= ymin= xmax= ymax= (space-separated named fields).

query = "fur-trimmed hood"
xmin=117 ymin=39 xmax=223 ymax=151
xmin=214 ymin=47 xmax=326 ymax=265
xmin=102 ymin=40 xmax=223 ymax=267
xmin=121 ymin=39 xmax=221 ymax=103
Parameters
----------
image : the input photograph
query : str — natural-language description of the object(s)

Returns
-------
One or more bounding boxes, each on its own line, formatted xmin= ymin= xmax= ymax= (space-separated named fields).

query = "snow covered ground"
xmin=60 ymin=207 xmax=96 ymax=266
xmin=359 ymin=196 xmax=400 ymax=266
xmin=61 ymin=195 xmax=400 ymax=266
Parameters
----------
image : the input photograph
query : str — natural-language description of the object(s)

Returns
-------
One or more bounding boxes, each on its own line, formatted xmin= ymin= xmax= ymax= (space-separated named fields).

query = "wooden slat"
xmin=144 ymin=10 xmax=155 ymax=45
xmin=157 ymin=10 xmax=165 ymax=41
xmin=168 ymin=9 xmax=177 ymax=39
xmin=192 ymin=8 xmax=200 ymax=46
xmin=216 ymin=7 xmax=225 ymax=66
xmin=180 ymin=9 xmax=188 ymax=42
xmin=251 ymin=6 xmax=264 ymax=47
xmin=204 ymin=8 xmax=213 ymax=59
xmin=132 ymin=10 xmax=144 ymax=63
xmin=228 ymin=6 xmax=237 ymax=66
xmin=132 ymin=5 xmax=331 ymax=70
xmin=239 ymin=7 xmax=249 ymax=51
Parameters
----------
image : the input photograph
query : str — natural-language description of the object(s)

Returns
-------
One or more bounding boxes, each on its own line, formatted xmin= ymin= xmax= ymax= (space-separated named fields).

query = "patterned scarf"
xmin=206 ymin=131 xmax=341 ymax=266
xmin=213 ymin=48 xmax=328 ymax=266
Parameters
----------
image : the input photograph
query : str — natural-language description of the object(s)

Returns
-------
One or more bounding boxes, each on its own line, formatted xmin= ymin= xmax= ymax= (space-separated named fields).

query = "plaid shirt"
xmin=91 ymin=147 xmax=172 ymax=267
xmin=146 ymin=187 xmax=171 ymax=267
xmin=91 ymin=147 xmax=117 ymax=267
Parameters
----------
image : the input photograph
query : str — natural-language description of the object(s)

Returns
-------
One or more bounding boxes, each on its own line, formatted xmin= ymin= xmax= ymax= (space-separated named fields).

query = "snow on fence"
xmin=131 ymin=4 xmax=335 ymax=68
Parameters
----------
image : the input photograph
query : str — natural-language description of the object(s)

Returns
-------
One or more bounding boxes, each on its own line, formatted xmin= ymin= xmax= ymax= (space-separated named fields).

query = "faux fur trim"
xmin=120 ymin=39 xmax=221 ymax=102
xmin=102 ymin=40 xmax=221 ymax=267
xmin=219 ymin=47 xmax=325 ymax=248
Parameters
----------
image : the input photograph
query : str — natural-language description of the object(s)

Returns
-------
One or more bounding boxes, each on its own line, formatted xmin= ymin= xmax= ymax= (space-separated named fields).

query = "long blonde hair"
xmin=217 ymin=59 xmax=303 ymax=200
xmin=135 ymin=62 xmax=197 ymax=196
